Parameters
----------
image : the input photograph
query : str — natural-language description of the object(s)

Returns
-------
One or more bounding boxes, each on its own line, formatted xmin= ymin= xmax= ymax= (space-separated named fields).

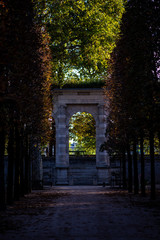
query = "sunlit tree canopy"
xmin=34 ymin=0 xmax=126 ymax=86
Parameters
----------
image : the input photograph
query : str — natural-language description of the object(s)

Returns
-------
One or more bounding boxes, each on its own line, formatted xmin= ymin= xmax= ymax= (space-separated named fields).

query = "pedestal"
xmin=56 ymin=167 xmax=69 ymax=185
xmin=97 ymin=166 xmax=111 ymax=185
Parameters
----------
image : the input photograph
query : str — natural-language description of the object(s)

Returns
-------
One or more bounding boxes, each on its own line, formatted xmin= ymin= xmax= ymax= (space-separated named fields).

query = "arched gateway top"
xmin=52 ymin=88 xmax=107 ymax=124
xmin=52 ymin=88 xmax=110 ymax=185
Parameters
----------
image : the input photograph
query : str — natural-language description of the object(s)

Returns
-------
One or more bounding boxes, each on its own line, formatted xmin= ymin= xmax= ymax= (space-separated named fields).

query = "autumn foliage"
xmin=104 ymin=0 xmax=160 ymax=198
xmin=0 ymin=0 xmax=52 ymax=209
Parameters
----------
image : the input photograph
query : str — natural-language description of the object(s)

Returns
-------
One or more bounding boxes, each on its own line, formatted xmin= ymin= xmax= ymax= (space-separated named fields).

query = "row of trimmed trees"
xmin=104 ymin=0 xmax=160 ymax=199
xmin=0 ymin=0 xmax=52 ymax=209
xmin=0 ymin=0 xmax=126 ymax=210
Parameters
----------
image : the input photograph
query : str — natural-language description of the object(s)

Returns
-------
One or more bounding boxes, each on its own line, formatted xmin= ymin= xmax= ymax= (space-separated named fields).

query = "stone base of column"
xmin=97 ymin=166 xmax=111 ymax=185
xmin=55 ymin=167 xmax=69 ymax=185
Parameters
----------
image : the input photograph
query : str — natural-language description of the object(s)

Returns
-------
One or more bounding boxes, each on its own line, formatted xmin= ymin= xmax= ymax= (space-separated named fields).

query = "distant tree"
xmin=69 ymin=112 xmax=96 ymax=155
xmin=0 ymin=105 xmax=6 ymax=209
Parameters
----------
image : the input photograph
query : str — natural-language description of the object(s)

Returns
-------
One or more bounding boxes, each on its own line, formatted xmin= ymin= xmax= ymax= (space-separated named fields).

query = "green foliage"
xmin=52 ymin=78 xmax=105 ymax=89
xmin=69 ymin=112 xmax=96 ymax=155
xmin=143 ymin=138 xmax=160 ymax=155
xmin=34 ymin=0 xmax=126 ymax=86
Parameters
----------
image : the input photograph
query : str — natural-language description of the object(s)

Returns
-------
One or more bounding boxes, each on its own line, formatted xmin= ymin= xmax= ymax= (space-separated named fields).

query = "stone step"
xmin=69 ymin=167 xmax=97 ymax=185
xmin=69 ymin=168 xmax=96 ymax=173
xmin=71 ymin=177 xmax=96 ymax=185
xmin=69 ymin=173 xmax=97 ymax=176
xmin=69 ymin=168 xmax=96 ymax=172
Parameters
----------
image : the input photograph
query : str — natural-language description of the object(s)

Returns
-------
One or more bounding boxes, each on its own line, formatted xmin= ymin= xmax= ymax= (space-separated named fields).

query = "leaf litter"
xmin=0 ymin=189 xmax=69 ymax=233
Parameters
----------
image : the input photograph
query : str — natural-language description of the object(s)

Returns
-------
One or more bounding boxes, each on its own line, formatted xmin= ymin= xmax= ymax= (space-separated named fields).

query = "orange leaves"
xmin=0 ymin=0 xmax=5 ymax=8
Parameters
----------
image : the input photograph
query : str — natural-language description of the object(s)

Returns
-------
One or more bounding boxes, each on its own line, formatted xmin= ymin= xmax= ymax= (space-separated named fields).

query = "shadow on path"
xmin=0 ymin=186 xmax=160 ymax=240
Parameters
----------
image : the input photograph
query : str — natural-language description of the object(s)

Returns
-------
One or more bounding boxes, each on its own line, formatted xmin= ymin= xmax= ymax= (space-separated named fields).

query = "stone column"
xmin=55 ymin=105 xmax=69 ymax=184
xmin=96 ymin=104 xmax=110 ymax=184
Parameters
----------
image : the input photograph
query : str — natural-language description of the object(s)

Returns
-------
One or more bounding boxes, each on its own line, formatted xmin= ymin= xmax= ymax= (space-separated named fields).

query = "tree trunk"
xmin=54 ymin=138 xmax=56 ymax=158
xmin=24 ymin=133 xmax=32 ymax=194
xmin=127 ymin=142 xmax=132 ymax=193
xmin=150 ymin=129 xmax=155 ymax=199
xmin=7 ymin=126 xmax=15 ymax=204
xmin=14 ymin=123 xmax=20 ymax=200
xmin=119 ymin=153 xmax=122 ymax=188
xmin=133 ymin=137 xmax=139 ymax=194
xmin=53 ymin=120 xmax=56 ymax=158
xmin=140 ymin=132 xmax=145 ymax=196
xmin=24 ymin=133 xmax=29 ymax=194
xmin=0 ymin=129 xmax=6 ymax=210
xmin=122 ymin=148 xmax=127 ymax=189
xmin=28 ymin=137 xmax=32 ymax=193
xmin=20 ymin=128 xmax=25 ymax=197
xmin=49 ymin=140 xmax=53 ymax=157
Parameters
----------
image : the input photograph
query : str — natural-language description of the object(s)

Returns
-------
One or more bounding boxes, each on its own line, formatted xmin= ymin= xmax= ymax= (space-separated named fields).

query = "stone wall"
xmin=42 ymin=156 xmax=56 ymax=185
xmin=43 ymin=156 xmax=98 ymax=185
xmin=111 ymin=156 xmax=160 ymax=184
xmin=42 ymin=156 xmax=160 ymax=186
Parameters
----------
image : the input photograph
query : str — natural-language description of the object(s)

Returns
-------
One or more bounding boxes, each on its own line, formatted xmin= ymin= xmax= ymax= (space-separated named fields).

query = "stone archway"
xmin=52 ymin=88 xmax=110 ymax=185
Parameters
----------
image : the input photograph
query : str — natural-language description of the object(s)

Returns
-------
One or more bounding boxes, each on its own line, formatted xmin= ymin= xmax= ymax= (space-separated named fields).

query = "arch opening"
xmin=69 ymin=112 xmax=96 ymax=156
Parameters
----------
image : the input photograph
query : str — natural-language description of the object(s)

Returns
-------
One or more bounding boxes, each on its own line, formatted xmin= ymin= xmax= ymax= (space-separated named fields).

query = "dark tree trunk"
xmin=127 ymin=142 xmax=132 ymax=193
xmin=133 ymin=137 xmax=139 ymax=194
xmin=0 ymin=129 xmax=6 ymax=210
xmin=150 ymin=129 xmax=156 ymax=199
xmin=7 ymin=125 xmax=15 ymax=204
xmin=140 ymin=132 xmax=145 ymax=196
xmin=119 ymin=153 xmax=122 ymax=188
xmin=28 ymin=138 xmax=32 ymax=193
xmin=20 ymin=128 xmax=25 ymax=197
xmin=49 ymin=140 xmax=53 ymax=157
xmin=49 ymin=121 xmax=56 ymax=157
xmin=24 ymin=133 xmax=32 ymax=194
xmin=122 ymin=148 xmax=127 ymax=189
xmin=53 ymin=120 xmax=56 ymax=158
xmin=54 ymin=138 xmax=56 ymax=158
xmin=14 ymin=123 xmax=20 ymax=200
xmin=24 ymin=133 xmax=29 ymax=194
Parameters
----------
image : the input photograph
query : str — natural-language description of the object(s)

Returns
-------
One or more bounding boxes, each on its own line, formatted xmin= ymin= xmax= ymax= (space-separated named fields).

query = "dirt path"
xmin=0 ymin=186 xmax=160 ymax=240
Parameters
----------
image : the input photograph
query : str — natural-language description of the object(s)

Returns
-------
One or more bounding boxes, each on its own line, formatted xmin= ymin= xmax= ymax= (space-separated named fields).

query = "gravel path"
xmin=0 ymin=186 xmax=160 ymax=240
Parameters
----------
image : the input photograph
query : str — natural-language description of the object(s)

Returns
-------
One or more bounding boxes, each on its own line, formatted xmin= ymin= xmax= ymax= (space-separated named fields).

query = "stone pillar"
xmin=55 ymin=105 xmax=69 ymax=184
xmin=96 ymin=104 xmax=110 ymax=184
